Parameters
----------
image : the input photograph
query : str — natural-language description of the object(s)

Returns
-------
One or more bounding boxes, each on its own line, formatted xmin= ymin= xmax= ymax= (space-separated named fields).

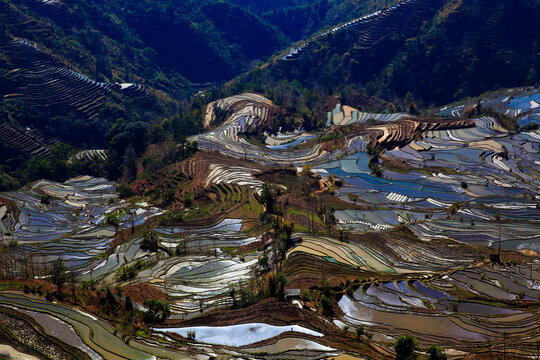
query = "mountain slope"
xmin=1 ymin=0 xmax=289 ymax=92
xmin=120 ymin=0 xmax=288 ymax=82
xmin=230 ymin=0 xmax=397 ymax=41
xmin=0 ymin=0 xmax=295 ymax=149
xmin=253 ymin=0 xmax=540 ymax=106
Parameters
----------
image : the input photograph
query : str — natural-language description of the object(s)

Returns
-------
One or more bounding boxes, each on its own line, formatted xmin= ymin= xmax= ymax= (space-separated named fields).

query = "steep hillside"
xmin=1 ymin=0 xmax=289 ymax=96
xmin=0 ymin=0 xmax=294 ymax=149
xmin=231 ymin=0 xmax=397 ymax=41
xmin=119 ymin=0 xmax=288 ymax=83
xmin=379 ymin=0 xmax=540 ymax=104
xmin=252 ymin=0 xmax=540 ymax=106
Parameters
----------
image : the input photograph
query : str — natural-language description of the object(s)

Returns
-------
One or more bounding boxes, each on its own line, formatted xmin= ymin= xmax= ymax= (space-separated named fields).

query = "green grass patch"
xmin=288 ymin=208 xmax=325 ymax=226
xmin=293 ymin=223 xmax=309 ymax=233
xmin=0 ymin=282 xmax=25 ymax=291
xmin=221 ymin=247 xmax=239 ymax=255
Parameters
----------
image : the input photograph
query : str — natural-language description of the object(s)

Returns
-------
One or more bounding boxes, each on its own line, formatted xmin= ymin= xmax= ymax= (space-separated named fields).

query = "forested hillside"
xmin=244 ymin=0 xmax=540 ymax=106
xmin=230 ymin=0 xmax=397 ymax=41
xmin=3 ymin=0 xmax=287 ymax=84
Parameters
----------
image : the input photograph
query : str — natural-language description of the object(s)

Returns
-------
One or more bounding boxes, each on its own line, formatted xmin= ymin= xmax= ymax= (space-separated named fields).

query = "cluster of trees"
xmin=226 ymin=73 xmax=330 ymax=132
xmin=115 ymin=259 xmax=147 ymax=281
xmin=227 ymin=271 xmax=290 ymax=310
xmin=394 ymin=335 xmax=447 ymax=360
xmin=0 ymin=103 xmax=202 ymax=190
xmin=21 ymin=143 xmax=80 ymax=184
xmin=142 ymin=299 xmax=170 ymax=324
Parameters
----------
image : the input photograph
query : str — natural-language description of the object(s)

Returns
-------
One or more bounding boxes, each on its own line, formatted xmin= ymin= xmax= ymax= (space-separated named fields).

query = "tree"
xmin=140 ymin=230 xmax=159 ymax=252
xmin=320 ymin=295 xmax=333 ymax=316
xmin=125 ymin=295 xmax=134 ymax=313
xmin=229 ymin=285 xmax=237 ymax=308
xmin=50 ymin=258 xmax=67 ymax=293
xmin=282 ymin=221 xmax=295 ymax=249
xmin=143 ymin=299 xmax=170 ymax=324
xmin=368 ymin=156 xmax=383 ymax=177
xmin=105 ymin=212 xmax=120 ymax=233
xmin=426 ymin=344 xmax=447 ymax=360
xmin=275 ymin=272 xmax=289 ymax=301
xmin=320 ymin=280 xmax=334 ymax=316
xmin=394 ymin=335 xmax=419 ymax=360
xmin=301 ymin=162 xmax=312 ymax=177
xmin=122 ymin=143 xmax=137 ymax=182
xmin=261 ymin=182 xmax=276 ymax=214
xmin=150 ymin=124 xmax=166 ymax=143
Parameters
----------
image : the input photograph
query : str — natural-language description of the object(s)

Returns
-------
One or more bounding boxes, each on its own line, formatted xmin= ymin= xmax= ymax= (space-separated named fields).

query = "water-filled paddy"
xmin=155 ymin=323 xmax=323 ymax=347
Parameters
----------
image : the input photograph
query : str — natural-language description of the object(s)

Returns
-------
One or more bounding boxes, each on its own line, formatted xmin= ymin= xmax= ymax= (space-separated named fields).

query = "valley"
xmin=0 ymin=0 xmax=539 ymax=359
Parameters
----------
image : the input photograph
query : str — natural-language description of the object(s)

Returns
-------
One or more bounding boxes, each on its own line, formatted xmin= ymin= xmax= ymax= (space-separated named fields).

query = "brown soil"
xmin=253 ymin=167 xmax=298 ymax=183
xmin=123 ymin=283 xmax=170 ymax=303
xmin=325 ymin=95 xmax=340 ymax=113
xmin=353 ymin=93 xmax=390 ymax=112
xmin=236 ymin=238 xmax=266 ymax=254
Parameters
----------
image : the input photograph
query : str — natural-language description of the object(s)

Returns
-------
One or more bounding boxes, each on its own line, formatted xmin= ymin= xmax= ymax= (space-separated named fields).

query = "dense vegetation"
xmin=248 ymin=0 xmax=540 ymax=107
xmin=375 ymin=0 xmax=540 ymax=104
xmin=230 ymin=0 xmax=397 ymax=41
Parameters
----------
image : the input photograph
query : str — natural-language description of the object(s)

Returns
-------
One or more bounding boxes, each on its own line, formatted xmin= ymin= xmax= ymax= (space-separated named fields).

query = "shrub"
xmin=140 ymin=230 xmax=159 ymax=252
xmin=301 ymin=289 xmax=313 ymax=302
xmin=426 ymin=344 xmax=447 ymax=360
xmin=394 ymin=335 xmax=419 ymax=360
xmin=320 ymin=295 xmax=333 ymax=316
xmin=143 ymin=299 xmax=170 ymax=324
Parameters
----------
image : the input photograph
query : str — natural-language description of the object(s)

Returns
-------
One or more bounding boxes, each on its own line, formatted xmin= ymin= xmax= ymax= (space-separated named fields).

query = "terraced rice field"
xmin=192 ymin=92 xmax=539 ymax=254
xmin=133 ymin=251 xmax=260 ymax=318
xmin=1 ymin=87 xmax=540 ymax=358
xmin=330 ymin=103 xmax=409 ymax=126
xmin=70 ymin=149 xmax=108 ymax=162
xmin=338 ymin=263 xmax=540 ymax=353
xmin=189 ymin=90 xmax=540 ymax=355
xmin=0 ymin=176 xmax=162 ymax=277
xmin=0 ymin=37 xmax=145 ymax=119
xmin=156 ymin=323 xmax=323 ymax=347
xmin=281 ymin=0 xmax=443 ymax=62
xmin=286 ymin=233 xmax=475 ymax=276
xmin=310 ymin=117 xmax=539 ymax=251
xmin=0 ymin=122 xmax=54 ymax=157
xmin=192 ymin=94 xmax=333 ymax=165
xmin=441 ymin=89 xmax=540 ymax=127
xmin=0 ymin=291 xmax=194 ymax=360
